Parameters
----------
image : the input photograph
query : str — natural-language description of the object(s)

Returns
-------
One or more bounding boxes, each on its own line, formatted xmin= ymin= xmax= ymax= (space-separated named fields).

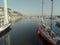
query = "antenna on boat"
xmin=50 ymin=0 xmax=53 ymax=30
xmin=4 ymin=0 xmax=9 ymax=24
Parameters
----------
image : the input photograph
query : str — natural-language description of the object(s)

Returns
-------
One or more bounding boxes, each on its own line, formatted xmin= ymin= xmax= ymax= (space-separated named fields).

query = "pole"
xmin=51 ymin=0 xmax=53 ymax=30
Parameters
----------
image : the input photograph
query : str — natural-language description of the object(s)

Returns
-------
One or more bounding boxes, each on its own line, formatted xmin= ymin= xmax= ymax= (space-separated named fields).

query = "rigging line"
xmin=41 ymin=0 xmax=44 ymax=23
xmin=42 ymin=0 xmax=43 ymax=16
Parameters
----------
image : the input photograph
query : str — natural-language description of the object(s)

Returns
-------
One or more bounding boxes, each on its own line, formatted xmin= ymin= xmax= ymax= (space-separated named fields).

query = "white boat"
xmin=0 ymin=0 xmax=11 ymax=37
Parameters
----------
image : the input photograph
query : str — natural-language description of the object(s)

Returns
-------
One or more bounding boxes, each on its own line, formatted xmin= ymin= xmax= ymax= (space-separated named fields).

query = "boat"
xmin=37 ymin=0 xmax=60 ymax=45
xmin=46 ymin=17 xmax=56 ymax=20
xmin=0 ymin=0 xmax=11 ymax=37
xmin=37 ymin=23 xmax=60 ymax=45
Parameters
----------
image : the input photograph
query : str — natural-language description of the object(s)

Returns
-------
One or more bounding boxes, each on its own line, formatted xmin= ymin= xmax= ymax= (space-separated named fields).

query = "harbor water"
xmin=0 ymin=17 xmax=60 ymax=45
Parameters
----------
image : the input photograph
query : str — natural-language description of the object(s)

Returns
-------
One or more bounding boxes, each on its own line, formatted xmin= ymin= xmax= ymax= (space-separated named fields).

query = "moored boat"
xmin=0 ymin=0 xmax=11 ymax=37
xmin=37 ymin=0 xmax=60 ymax=45
xmin=37 ymin=23 xmax=60 ymax=45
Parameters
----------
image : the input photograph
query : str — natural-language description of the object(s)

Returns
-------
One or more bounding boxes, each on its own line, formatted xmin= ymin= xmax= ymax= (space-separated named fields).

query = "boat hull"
xmin=37 ymin=26 xmax=55 ymax=45
xmin=0 ymin=25 xmax=11 ymax=37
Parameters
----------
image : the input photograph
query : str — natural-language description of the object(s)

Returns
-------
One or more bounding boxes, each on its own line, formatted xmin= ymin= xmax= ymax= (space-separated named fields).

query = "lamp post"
xmin=51 ymin=0 xmax=53 ymax=30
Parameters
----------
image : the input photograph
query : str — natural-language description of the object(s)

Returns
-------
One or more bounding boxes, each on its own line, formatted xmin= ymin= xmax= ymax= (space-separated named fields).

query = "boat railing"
xmin=0 ymin=16 xmax=4 ymax=27
xmin=0 ymin=15 xmax=11 ymax=27
xmin=42 ymin=24 xmax=59 ymax=42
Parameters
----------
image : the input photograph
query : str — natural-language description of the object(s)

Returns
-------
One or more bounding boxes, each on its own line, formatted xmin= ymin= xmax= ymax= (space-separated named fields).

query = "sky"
xmin=0 ymin=0 xmax=60 ymax=16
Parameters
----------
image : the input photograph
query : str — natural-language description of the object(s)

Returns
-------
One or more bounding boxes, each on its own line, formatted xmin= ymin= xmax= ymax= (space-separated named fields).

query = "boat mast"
xmin=51 ymin=0 xmax=53 ymax=30
xmin=4 ymin=0 xmax=9 ymax=24
xmin=41 ymin=0 xmax=44 ymax=23
xmin=42 ymin=0 xmax=43 ymax=16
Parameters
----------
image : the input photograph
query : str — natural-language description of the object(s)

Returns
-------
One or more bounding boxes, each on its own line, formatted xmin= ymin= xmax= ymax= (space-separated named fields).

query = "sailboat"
xmin=0 ymin=0 xmax=11 ymax=37
xmin=37 ymin=0 xmax=60 ymax=45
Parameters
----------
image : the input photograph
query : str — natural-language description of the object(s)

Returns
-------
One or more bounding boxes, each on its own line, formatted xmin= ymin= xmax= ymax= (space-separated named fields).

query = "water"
xmin=9 ymin=18 xmax=42 ymax=45
xmin=0 ymin=17 xmax=60 ymax=45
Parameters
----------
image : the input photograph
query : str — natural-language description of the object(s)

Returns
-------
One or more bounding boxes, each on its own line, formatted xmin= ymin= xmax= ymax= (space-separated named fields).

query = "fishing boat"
xmin=0 ymin=0 xmax=11 ymax=37
xmin=37 ymin=0 xmax=60 ymax=45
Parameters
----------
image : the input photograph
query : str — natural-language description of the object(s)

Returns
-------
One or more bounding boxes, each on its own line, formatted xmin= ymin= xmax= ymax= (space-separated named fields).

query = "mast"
xmin=51 ymin=0 xmax=53 ymax=30
xmin=42 ymin=0 xmax=43 ymax=17
xmin=41 ymin=0 xmax=44 ymax=23
xmin=4 ymin=0 xmax=9 ymax=24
